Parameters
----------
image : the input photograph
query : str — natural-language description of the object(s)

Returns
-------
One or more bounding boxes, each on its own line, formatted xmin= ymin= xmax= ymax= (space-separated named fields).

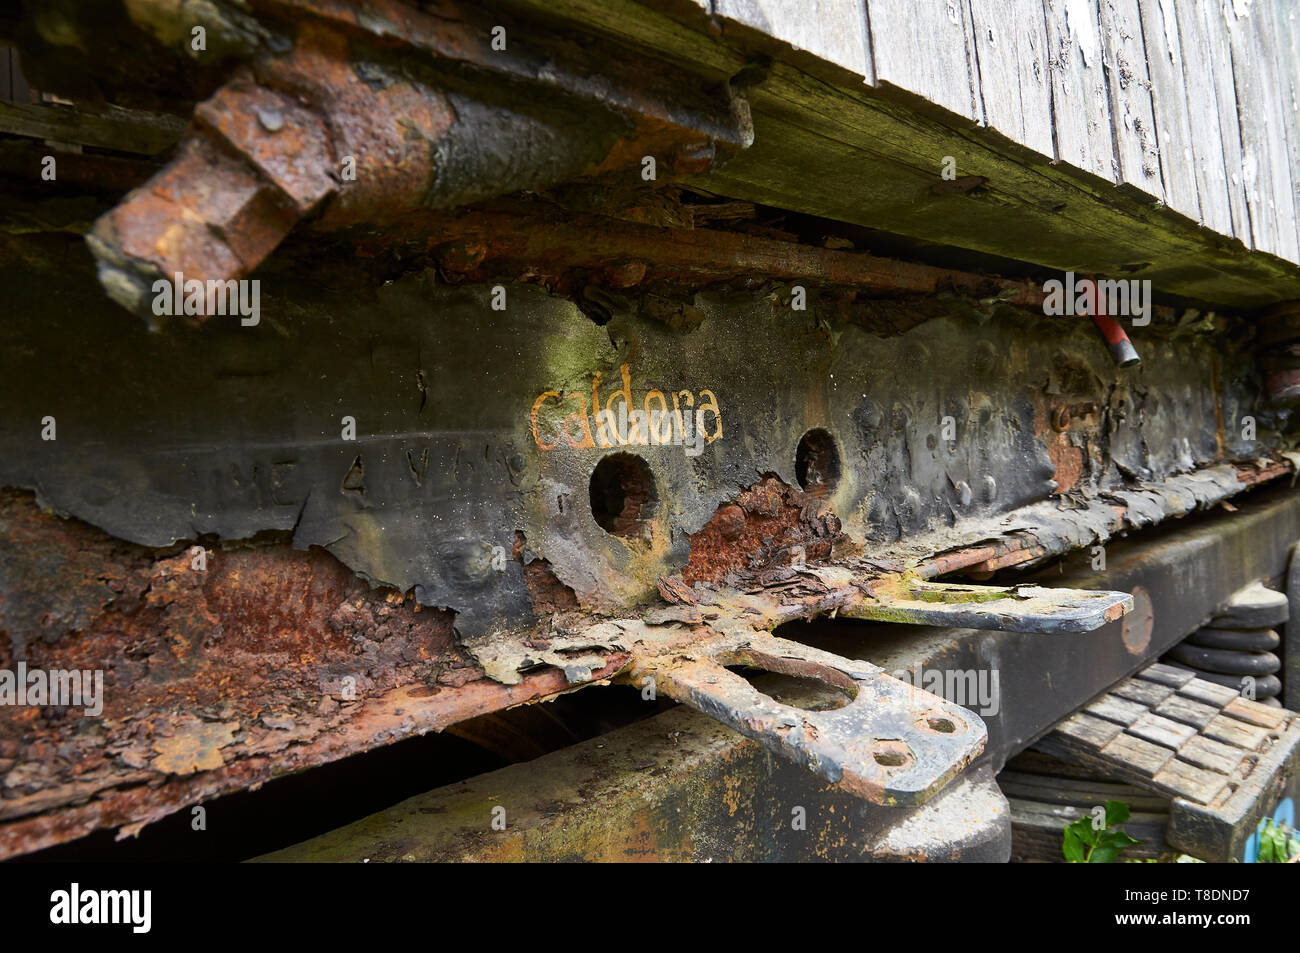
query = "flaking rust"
xmin=0 ymin=489 xmax=585 ymax=857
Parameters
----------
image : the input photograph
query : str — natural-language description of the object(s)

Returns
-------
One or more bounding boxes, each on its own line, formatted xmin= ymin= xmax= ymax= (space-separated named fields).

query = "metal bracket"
xmin=844 ymin=579 xmax=1133 ymax=633
xmin=628 ymin=566 xmax=1133 ymax=806
xmin=628 ymin=629 xmax=987 ymax=807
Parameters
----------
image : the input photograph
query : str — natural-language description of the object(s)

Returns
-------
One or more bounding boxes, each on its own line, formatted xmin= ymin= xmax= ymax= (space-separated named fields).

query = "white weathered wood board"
xmin=1266 ymin=1 xmax=1300 ymax=258
xmin=679 ymin=0 xmax=1300 ymax=264
xmin=1135 ymin=0 xmax=1201 ymax=223
xmin=1245 ymin=1 xmax=1300 ymax=263
xmin=1097 ymin=0 xmax=1163 ymax=201
xmin=862 ymin=0 xmax=983 ymax=121
xmin=1195 ymin=0 xmax=1253 ymax=245
xmin=713 ymin=0 xmax=874 ymax=81
xmin=1042 ymin=0 xmax=1117 ymax=181
xmin=1172 ymin=0 xmax=1235 ymax=236
xmin=968 ymin=0 xmax=1055 ymax=157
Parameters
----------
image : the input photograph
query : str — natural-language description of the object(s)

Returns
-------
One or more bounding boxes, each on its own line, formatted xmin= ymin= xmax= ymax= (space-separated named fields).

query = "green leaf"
xmin=1069 ymin=817 xmax=1100 ymax=847
xmin=1063 ymin=825 xmax=1087 ymax=863
xmin=1104 ymin=800 xmax=1131 ymax=827
xmin=1259 ymin=821 xmax=1282 ymax=863
xmin=1098 ymin=829 xmax=1141 ymax=849
xmin=1088 ymin=846 xmax=1121 ymax=863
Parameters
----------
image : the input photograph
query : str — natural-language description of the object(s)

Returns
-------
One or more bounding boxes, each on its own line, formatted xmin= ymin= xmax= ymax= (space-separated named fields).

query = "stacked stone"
xmin=1165 ymin=582 xmax=1285 ymax=708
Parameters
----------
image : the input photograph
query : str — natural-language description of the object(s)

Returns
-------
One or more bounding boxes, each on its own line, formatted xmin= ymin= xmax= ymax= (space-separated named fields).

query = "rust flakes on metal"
xmin=151 ymin=718 xmax=239 ymax=774
xmin=682 ymin=475 xmax=844 ymax=587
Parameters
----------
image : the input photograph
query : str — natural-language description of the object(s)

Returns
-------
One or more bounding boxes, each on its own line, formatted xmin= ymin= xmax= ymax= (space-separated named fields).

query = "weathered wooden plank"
xmin=1153 ymin=692 xmax=1219 ymax=729
xmin=1222 ymin=695 xmax=1288 ymax=730
xmin=507 ymin=0 xmax=1300 ymax=304
xmin=1097 ymin=0 xmax=1163 ymax=200
xmin=1264 ymin=2 xmax=1300 ymax=264
xmin=1139 ymin=661 xmax=1196 ymax=688
xmin=1193 ymin=0 xmax=1252 ymax=244
xmin=1256 ymin=2 xmax=1298 ymax=262
xmin=1128 ymin=712 xmax=1197 ymax=749
xmin=1176 ymin=734 xmax=1246 ymax=775
xmin=968 ymin=0 xmax=1055 ymax=156
xmin=1010 ymin=799 xmax=1169 ymax=861
xmin=1043 ymin=0 xmax=1116 ymax=181
xmin=1224 ymin=3 xmax=1283 ymax=257
xmin=1134 ymin=0 xmax=1201 ymax=222
xmin=1149 ymin=757 xmax=1229 ymax=805
xmin=1114 ymin=677 xmax=1174 ymax=707
xmin=863 ymin=0 xmax=981 ymax=120
xmin=1086 ymin=693 xmax=1148 ymax=726
xmin=1053 ymin=710 xmax=1125 ymax=748
xmin=1171 ymin=0 xmax=1237 ymax=236
xmin=1097 ymin=732 xmax=1175 ymax=778
xmin=0 ymin=102 xmax=185 ymax=156
xmin=1203 ymin=713 xmax=1268 ymax=750
xmin=1177 ymin=677 xmax=1238 ymax=707
xmin=999 ymin=770 xmax=1169 ymax=810
xmin=715 ymin=0 xmax=874 ymax=81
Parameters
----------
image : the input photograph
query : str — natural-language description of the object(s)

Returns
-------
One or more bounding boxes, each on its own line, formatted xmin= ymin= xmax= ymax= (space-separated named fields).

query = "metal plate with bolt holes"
xmin=629 ymin=629 xmax=987 ymax=807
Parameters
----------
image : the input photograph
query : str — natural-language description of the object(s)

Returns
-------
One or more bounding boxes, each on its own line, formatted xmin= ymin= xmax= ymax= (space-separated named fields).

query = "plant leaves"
xmin=1099 ymin=829 xmax=1141 ymax=849
xmin=1063 ymin=825 xmax=1086 ymax=863
xmin=1104 ymin=800 xmax=1130 ymax=827
xmin=1070 ymin=817 xmax=1100 ymax=847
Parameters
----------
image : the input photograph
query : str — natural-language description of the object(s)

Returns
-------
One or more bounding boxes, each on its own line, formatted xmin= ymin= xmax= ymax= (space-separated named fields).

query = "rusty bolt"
xmin=717 ymin=504 xmax=746 ymax=542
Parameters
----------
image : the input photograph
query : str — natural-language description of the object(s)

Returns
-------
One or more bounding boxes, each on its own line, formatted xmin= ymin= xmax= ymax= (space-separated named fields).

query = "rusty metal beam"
xmin=254 ymin=686 xmax=1011 ymax=862
xmin=258 ymin=488 xmax=1300 ymax=862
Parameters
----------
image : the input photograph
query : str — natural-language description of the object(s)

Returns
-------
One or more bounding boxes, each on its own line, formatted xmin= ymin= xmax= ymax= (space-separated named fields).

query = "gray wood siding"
xmin=681 ymin=0 xmax=1300 ymax=264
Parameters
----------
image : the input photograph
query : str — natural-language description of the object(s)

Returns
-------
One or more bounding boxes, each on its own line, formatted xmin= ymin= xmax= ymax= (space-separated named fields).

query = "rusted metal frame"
xmin=248 ymin=0 xmax=745 ymax=153
xmin=0 ymin=456 xmax=1278 ymax=855
xmin=0 ymin=657 xmax=628 ymax=860
xmin=260 ymin=488 xmax=1300 ymax=863
xmin=0 ymin=94 xmax=1184 ymax=320
xmin=0 ymin=496 xmax=1122 ymax=852
xmin=570 ymin=559 xmax=1127 ymax=805
xmin=349 ymin=205 xmax=1056 ymax=308
xmin=914 ymin=459 xmax=1295 ymax=579
xmin=656 ymin=563 xmax=1130 ymax=634
xmin=60 ymin=0 xmax=1215 ymax=325
xmin=255 ymin=701 xmax=1012 ymax=863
